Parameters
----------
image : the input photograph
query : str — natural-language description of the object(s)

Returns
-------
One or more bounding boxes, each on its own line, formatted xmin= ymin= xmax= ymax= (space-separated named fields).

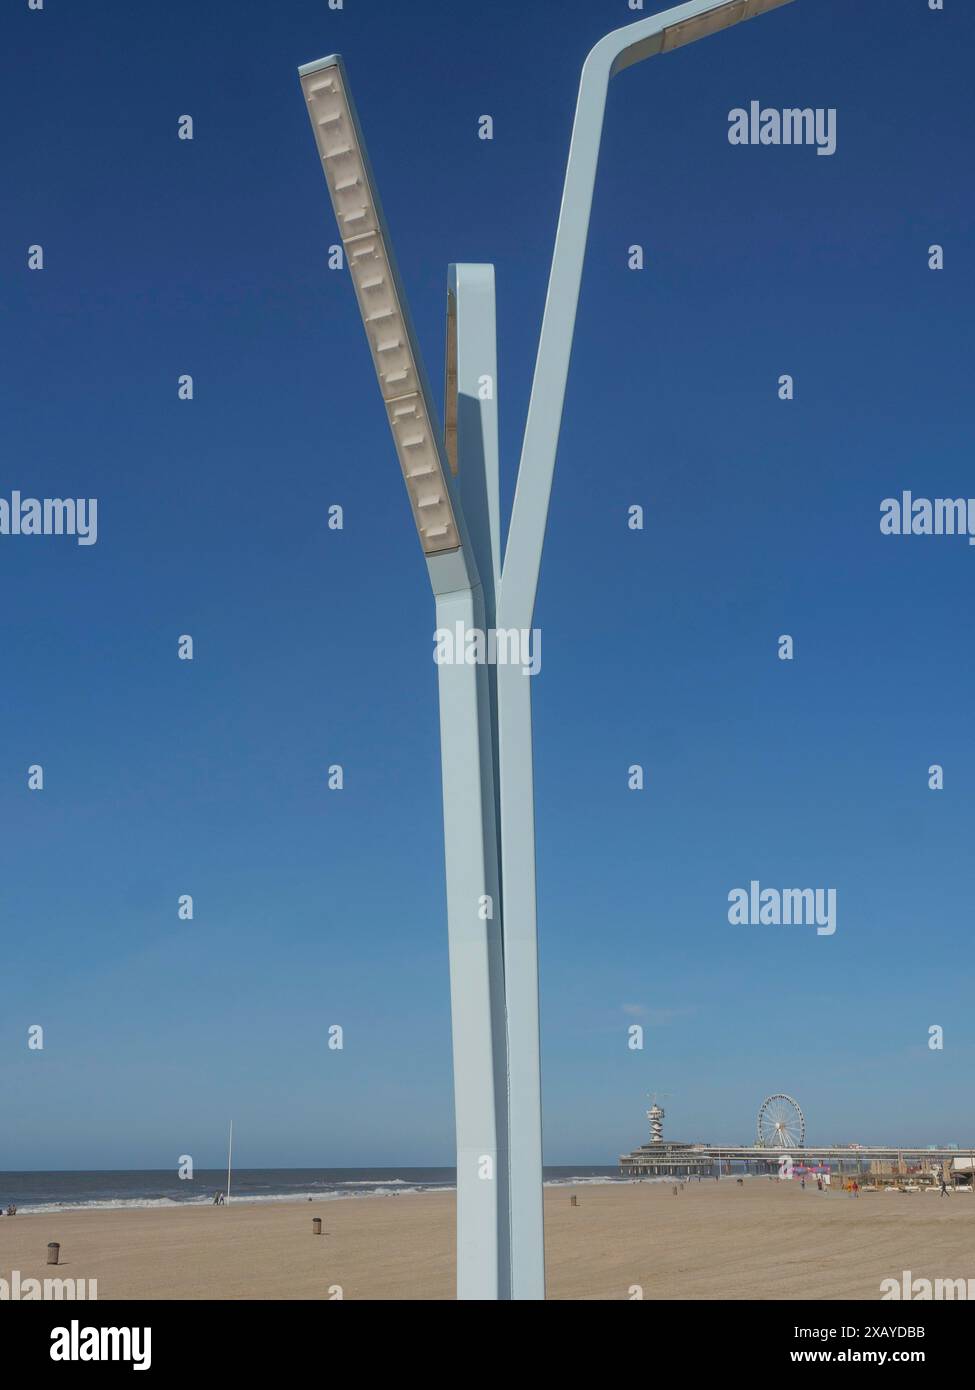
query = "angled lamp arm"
xmin=497 ymin=0 xmax=795 ymax=627
xmin=299 ymin=54 xmax=480 ymax=599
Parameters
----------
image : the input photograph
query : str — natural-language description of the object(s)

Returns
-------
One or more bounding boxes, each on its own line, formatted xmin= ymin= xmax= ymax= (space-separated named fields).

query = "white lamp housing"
xmin=300 ymin=57 xmax=461 ymax=556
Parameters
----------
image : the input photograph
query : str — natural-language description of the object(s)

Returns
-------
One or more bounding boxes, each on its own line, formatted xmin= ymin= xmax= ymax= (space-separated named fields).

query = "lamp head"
xmin=300 ymin=57 xmax=461 ymax=557
xmin=662 ymin=0 xmax=795 ymax=52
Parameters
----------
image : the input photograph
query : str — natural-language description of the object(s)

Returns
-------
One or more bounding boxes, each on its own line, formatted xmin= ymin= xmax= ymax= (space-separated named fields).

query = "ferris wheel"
xmin=757 ymin=1094 xmax=805 ymax=1148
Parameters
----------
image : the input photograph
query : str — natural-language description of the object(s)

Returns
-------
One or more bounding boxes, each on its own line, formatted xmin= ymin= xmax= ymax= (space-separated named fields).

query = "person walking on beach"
xmin=851 ymin=1180 xmax=859 ymax=1198
xmin=940 ymin=1177 xmax=949 ymax=1197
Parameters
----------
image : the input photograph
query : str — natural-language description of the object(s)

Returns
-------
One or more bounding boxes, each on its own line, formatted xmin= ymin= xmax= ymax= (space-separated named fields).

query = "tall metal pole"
xmin=414 ymin=308 xmax=508 ymax=1299
xmin=435 ymin=264 xmax=509 ymax=1297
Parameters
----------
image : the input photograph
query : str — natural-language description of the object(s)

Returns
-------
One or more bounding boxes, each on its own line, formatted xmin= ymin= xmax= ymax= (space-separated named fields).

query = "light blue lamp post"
xmin=300 ymin=0 xmax=795 ymax=1301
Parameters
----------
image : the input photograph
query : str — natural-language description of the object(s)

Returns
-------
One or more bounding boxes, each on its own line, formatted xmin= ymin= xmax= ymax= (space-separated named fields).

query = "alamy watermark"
xmin=50 ymin=1320 xmax=150 ymax=1371
xmin=433 ymin=622 xmax=541 ymax=676
xmin=0 ymin=491 xmax=98 ymax=545
xmin=728 ymin=102 xmax=836 ymax=157
xmin=728 ymin=880 xmax=836 ymax=936
xmin=880 ymin=493 xmax=975 ymax=546
xmin=882 ymin=1271 xmax=975 ymax=1300
xmin=1 ymin=1269 xmax=97 ymax=1300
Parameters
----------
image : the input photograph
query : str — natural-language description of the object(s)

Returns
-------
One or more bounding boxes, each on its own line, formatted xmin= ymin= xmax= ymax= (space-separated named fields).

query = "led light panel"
xmin=386 ymin=395 xmax=459 ymax=552
xmin=301 ymin=60 xmax=461 ymax=555
xmin=661 ymin=0 xmax=794 ymax=53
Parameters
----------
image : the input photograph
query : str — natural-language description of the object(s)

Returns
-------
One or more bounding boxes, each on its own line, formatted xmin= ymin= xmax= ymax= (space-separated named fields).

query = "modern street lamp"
xmin=300 ymin=0 xmax=795 ymax=1301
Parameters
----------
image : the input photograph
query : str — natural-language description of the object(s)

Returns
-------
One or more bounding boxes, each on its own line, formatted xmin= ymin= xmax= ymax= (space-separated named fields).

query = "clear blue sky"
xmin=2 ymin=0 xmax=972 ymax=1170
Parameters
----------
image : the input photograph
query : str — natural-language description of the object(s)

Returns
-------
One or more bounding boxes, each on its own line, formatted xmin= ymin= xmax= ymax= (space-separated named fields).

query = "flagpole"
xmin=226 ymin=1121 xmax=233 ymax=1205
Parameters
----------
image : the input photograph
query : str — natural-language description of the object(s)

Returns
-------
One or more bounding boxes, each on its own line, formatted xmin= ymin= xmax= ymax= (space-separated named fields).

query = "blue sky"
xmin=2 ymin=0 xmax=973 ymax=1170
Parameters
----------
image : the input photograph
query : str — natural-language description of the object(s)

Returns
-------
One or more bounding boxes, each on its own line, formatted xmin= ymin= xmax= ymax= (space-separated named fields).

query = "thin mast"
xmin=226 ymin=1120 xmax=233 ymax=1204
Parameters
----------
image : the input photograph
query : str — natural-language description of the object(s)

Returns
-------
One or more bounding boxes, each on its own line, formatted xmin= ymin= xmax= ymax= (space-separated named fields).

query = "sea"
xmin=0 ymin=1167 xmax=628 ymax=1215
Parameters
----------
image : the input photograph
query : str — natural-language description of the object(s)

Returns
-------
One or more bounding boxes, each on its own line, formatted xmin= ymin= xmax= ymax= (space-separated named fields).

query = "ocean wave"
xmin=543 ymin=1175 xmax=629 ymax=1187
xmin=10 ymin=1185 xmax=454 ymax=1215
xmin=332 ymin=1178 xmax=414 ymax=1187
xmin=10 ymin=1174 xmax=651 ymax=1214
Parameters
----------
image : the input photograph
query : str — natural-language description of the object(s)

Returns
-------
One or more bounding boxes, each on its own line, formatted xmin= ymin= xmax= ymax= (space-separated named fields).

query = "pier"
xmin=620 ymin=1096 xmax=975 ymax=1185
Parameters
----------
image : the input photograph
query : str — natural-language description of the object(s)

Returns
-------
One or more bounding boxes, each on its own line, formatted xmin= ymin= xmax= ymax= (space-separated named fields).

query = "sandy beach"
xmin=3 ymin=1180 xmax=974 ymax=1300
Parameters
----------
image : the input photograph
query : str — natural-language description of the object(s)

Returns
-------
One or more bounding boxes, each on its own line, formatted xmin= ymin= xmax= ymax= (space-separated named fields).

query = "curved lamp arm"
xmin=498 ymin=0 xmax=795 ymax=629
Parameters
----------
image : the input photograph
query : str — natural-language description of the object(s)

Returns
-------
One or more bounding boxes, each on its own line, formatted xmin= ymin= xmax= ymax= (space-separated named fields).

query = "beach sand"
xmin=3 ymin=1181 xmax=973 ymax=1300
